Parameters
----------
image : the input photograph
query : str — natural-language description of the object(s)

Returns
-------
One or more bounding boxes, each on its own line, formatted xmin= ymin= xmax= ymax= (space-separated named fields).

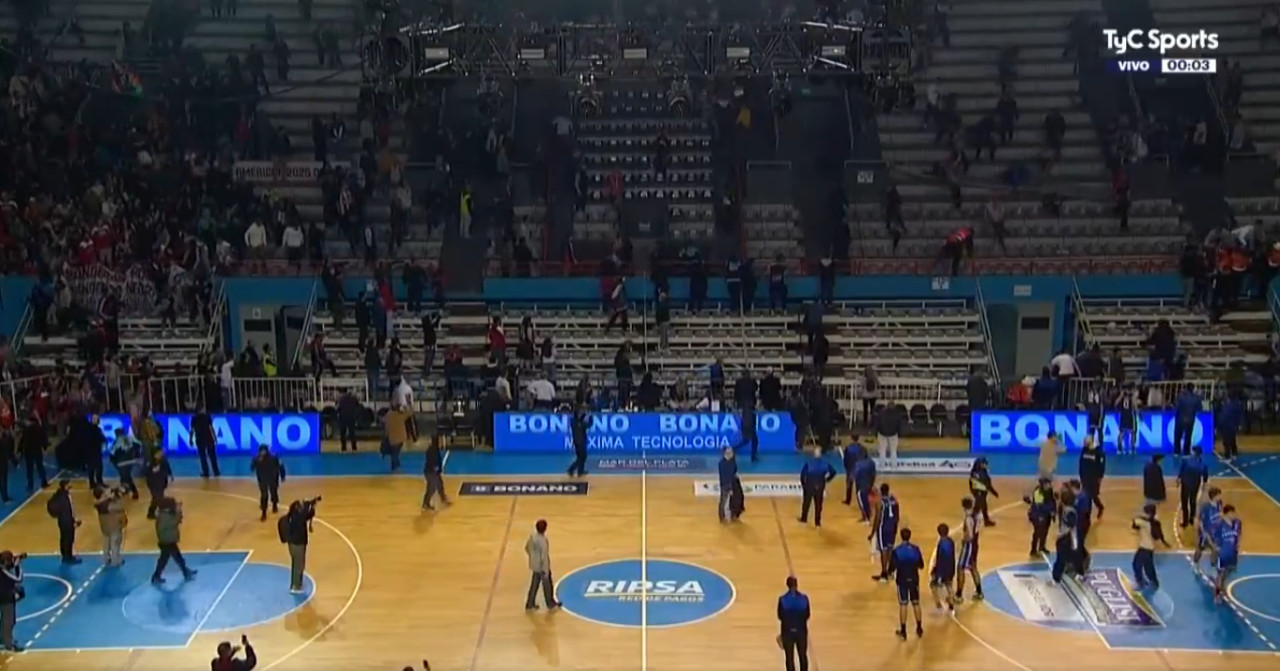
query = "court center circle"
xmin=1226 ymin=574 xmax=1280 ymax=624
xmin=555 ymin=559 xmax=735 ymax=628
xmin=17 ymin=573 xmax=73 ymax=622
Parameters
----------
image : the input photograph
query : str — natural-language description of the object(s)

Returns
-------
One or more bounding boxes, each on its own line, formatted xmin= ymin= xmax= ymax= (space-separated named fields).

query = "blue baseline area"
xmin=14 ymin=552 xmax=316 ymax=651
xmin=980 ymin=551 xmax=1280 ymax=653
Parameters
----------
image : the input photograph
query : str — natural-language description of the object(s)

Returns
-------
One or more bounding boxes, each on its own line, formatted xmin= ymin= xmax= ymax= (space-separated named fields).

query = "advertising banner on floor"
xmin=96 ymin=413 xmax=321 ymax=455
xmin=969 ymin=410 xmax=1214 ymax=454
xmin=493 ymin=411 xmax=797 ymax=453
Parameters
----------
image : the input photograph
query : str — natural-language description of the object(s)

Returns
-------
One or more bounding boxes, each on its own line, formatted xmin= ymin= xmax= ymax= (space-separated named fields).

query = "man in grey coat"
xmin=523 ymin=519 xmax=561 ymax=610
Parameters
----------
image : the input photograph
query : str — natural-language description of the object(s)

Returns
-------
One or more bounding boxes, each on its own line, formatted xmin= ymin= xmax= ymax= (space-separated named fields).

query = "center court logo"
xmin=556 ymin=559 xmax=735 ymax=627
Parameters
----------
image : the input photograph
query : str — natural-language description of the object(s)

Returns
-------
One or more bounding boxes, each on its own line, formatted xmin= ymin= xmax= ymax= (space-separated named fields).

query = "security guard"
xmin=190 ymin=405 xmax=221 ymax=478
xmin=798 ymin=448 xmax=836 ymax=527
xmin=1026 ymin=477 xmax=1055 ymax=556
xmin=967 ymin=457 xmax=998 ymax=526
xmin=1177 ymin=447 xmax=1209 ymax=527
xmin=1219 ymin=391 xmax=1243 ymax=461
xmin=251 ymin=445 xmax=286 ymax=521
xmin=1143 ymin=453 xmax=1166 ymax=505
xmin=144 ymin=451 xmax=173 ymax=519
xmin=47 ymin=479 xmax=80 ymax=564
xmin=736 ymin=403 xmax=759 ymax=462
xmin=776 ymin=576 xmax=810 ymax=671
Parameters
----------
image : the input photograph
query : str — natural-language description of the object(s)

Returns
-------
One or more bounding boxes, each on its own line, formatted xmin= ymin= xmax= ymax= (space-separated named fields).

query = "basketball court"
xmin=2 ymin=450 xmax=1280 ymax=671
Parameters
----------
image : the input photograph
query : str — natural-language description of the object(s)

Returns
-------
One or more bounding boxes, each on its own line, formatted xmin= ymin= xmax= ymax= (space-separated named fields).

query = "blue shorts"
xmin=1218 ymin=553 xmax=1238 ymax=573
xmin=897 ymin=581 xmax=921 ymax=604
xmin=877 ymin=527 xmax=898 ymax=552
xmin=1197 ymin=532 xmax=1216 ymax=552
xmin=931 ymin=570 xmax=954 ymax=587
xmin=959 ymin=541 xmax=979 ymax=570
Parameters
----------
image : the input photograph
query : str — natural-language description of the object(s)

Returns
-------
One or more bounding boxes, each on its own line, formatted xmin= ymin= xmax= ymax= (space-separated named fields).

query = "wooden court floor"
xmin=1 ymin=473 xmax=1280 ymax=671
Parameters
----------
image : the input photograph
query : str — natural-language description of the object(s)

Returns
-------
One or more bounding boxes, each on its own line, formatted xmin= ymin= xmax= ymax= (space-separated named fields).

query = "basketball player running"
xmin=1116 ymin=387 xmax=1138 ymax=455
xmin=887 ymin=528 xmax=925 ymax=640
xmin=955 ymin=497 xmax=984 ymax=602
xmin=1213 ymin=505 xmax=1241 ymax=604
xmin=870 ymin=483 xmax=900 ymax=581
xmin=930 ymin=523 xmax=956 ymax=612
xmin=1192 ymin=486 xmax=1223 ymax=571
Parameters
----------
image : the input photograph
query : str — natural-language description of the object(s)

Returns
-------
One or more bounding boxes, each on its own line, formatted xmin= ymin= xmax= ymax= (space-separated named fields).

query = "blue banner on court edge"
xmin=96 ymin=413 xmax=321 ymax=455
xmin=494 ymin=411 xmax=797 ymax=452
xmin=970 ymin=410 xmax=1214 ymax=454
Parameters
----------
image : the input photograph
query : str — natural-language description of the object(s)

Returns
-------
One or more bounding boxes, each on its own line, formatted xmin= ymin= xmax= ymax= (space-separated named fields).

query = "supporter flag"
xmin=110 ymin=62 xmax=143 ymax=98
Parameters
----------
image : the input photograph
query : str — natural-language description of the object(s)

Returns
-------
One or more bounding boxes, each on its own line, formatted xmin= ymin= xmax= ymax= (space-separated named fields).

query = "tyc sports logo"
xmin=1103 ymin=29 xmax=1219 ymax=56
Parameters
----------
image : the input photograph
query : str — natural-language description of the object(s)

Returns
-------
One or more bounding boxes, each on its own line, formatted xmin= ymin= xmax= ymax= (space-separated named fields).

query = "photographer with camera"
xmin=0 ymin=550 xmax=26 ymax=652
xmin=278 ymin=497 xmax=319 ymax=594
xmin=212 ymin=634 xmax=257 ymax=671
xmin=93 ymin=485 xmax=128 ymax=567
xmin=250 ymin=445 xmax=286 ymax=522
xmin=109 ymin=428 xmax=142 ymax=499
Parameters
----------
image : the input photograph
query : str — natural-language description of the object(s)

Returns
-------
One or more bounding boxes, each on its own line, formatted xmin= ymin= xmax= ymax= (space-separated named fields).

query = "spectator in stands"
xmin=1263 ymin=6 xmax=1280 ymax=48
xmin=1076 ymin=345 xmax=1105 ymax=381
xmin=937 ymin=227 xmax=974 ymax=277
xmin=1032 ymin=368 xmax=1058 ymax=409
xmin=860 ymin=368 xmax=880 ymax=427
xmin=363 ymin=338 xmax=382 ymax=399
xmin=655 ymin=291 xmax=672 ymax=350
xmin=540 ymin=337 xmax=557 ymax=384
xmin=1044 ymin=109 xmax=1066 ymax=161
xmin=247 ymin=45 xmax=269 ymax=93
xmin=273 ymin=37 xmax=291 ymax=83
xmin=810 ymin=331 xmax=830 ymax=378
xmin=1049 ymin=349 xmax=1077 ymax=407
xmin=986 ymin=197 xmax=1008 ymax=253
xmin=966 ymin=371 xmax=990 ymax=410
xmin=768 ymin=257 xmax=788 ymax=311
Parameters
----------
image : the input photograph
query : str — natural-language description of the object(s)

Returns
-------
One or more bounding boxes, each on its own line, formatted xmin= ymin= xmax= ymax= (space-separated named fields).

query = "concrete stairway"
xmin=879 ymin=0 xmax=1111 ymax=204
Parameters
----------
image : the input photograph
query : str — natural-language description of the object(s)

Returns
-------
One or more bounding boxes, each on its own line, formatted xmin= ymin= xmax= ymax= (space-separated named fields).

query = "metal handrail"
xmin=1070 ymin=275 xmax=1096 ymax=349
xmin=1269 ymin=281 xmax=1280 ymax=334
xmin=974 ymin=277 xmax=1001 ymax=392
xmin=201 ymin=278 xmax=227 ymax=357
xmin=290 ymin=277 xmax=321 ymax=371
xmin=10 ymin=302 xmax=33 ymax=356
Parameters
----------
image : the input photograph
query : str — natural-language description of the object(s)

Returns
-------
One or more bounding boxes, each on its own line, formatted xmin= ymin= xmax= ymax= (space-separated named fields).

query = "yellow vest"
xmin=263 ymin=353 xmax=277 ymax=377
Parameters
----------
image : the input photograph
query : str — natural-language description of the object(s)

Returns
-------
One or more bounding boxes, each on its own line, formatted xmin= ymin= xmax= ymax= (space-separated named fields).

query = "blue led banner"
xmin=494 ymin=412 xmax=797 ymax=452
xmin=970 ymin=410 xmax=1215 ymax=453
xmin=97 ymin=413 xmax=321 ymax=455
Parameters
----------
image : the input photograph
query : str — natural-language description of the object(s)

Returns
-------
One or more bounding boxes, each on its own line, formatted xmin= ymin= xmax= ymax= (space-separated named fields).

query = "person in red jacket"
xmin=938 ymin=227 xmax=974 ymax=277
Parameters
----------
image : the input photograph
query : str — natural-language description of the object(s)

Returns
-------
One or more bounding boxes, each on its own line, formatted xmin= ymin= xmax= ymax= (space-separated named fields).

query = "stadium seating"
xmin=307 ymin=298 xmax=995 ymax=419
xmin=0 ymin=0 xmax=152 ymax=62
xmin=1150 ymin=0 xmax=1280 ymax=156
xmin=1075 ymin=297 xmax=1271 ymax=375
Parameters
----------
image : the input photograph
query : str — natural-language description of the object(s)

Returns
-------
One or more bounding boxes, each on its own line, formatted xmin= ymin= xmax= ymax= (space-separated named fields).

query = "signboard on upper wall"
xmin=232 ymin=161 xmax=349 ymax=184
xmin=969 ymin=410 xmax=1214 ymax=454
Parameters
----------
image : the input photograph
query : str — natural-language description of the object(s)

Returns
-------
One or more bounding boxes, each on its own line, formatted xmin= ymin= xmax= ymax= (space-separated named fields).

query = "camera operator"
xmin=279 ymin=498 xmax=319 ymax=594
xmin=250 ymin=445 xmax=286 ymax=522
xmin=212 ymin=634 xmax=257 ymax=671
xmin=0 ymin=550 xmax=26 ymax=652
xmin=93 ymin=485 xmax=127 ymax=567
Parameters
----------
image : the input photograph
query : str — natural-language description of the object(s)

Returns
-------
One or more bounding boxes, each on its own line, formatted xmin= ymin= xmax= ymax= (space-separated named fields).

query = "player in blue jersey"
xmin=1214 ymin=505 xmax=1241 ymax=604
xmin=930 ymin=523 xmax=956 ymax=612
xmin=887 ymin=528 xmax=925 ymax=640
xmin=1192 ymin=486 xmax=1223 ymax=569
xmin=955 ymin=497 xmax=984 ymax=602
xmin=870 ymin=483 xmax=900 ymax=582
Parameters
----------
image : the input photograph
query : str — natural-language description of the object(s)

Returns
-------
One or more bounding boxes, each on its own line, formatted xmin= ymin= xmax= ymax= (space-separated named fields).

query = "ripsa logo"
xmin=586 ymin=580 xmax=706 ymax=598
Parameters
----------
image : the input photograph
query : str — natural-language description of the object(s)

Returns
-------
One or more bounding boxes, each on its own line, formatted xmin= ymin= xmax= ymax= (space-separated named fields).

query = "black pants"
xmin=972 ymin=490 xmax=991 ymax=523
xmin=58 ymin=520 xmax=75 ymax=560
xmin=153 ymin=543 xmax=190 ymax=578
xmin=800 ymin=487 xmax=825 ymax=526
xmin=1222 ymin=430 xmax=1239 ymax=459
xmin=339 ymin=417 xmax=357 ymax=451
xmin=1082 ymin=477 xmax=1105 ymax=513
xmin=1030 ymin=517 xmax=1050 ymax=553
xmin=1052 ymin=536 xmax=1077 ymax=582
xmin=196 ymin=444 xmax=220 ymax=477
xmin=567 ymin=447 xmax=587 ymax=477
xmin=147 ymin=486 xmax=166 ymax=518
xmin=24 ymin=454 xmax=47 ymax=490
xmin=0 ymin=462 xmax=8 ymax=501
xmin=736 ymin=432 xmax=758 ymax=460
xmin=258 ymin=480 xmax=280 ymax=512
xmin=87 ymin=458 xmax=104 ymax=488
xmin=116 ymin=467 xmax=138 ymax=497
xmin=1180 ymin=482 xmax=1201 ymax=526
xmin=1132 ymin=548 xmax=1157 ymax=586
xmin=781 ymin=630 xmax=809 ymax=671
xmin=525 ymin=571 xmax=556 ymax=608
xmin=1172 ymin=420 xmax=1194 ymax=456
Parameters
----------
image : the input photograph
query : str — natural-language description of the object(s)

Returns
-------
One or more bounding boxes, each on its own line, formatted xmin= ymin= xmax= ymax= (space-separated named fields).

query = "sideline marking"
xmin=640 ymin=469 xmax=648 ymax=671
xmin=14 ymin=574 xmax=73 ymax=623
xmin=23 ymin=564 xmax=106 ymax=649
xmin=184 ymin=552 xmax=253 ymax=647
xmin=770 ymin=499 xmax=821 ymax=671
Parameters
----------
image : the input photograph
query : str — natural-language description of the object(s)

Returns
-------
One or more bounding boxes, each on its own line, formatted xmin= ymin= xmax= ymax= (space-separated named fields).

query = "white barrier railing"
xmin=1061 ymin=377 xmax=1218 ymax=410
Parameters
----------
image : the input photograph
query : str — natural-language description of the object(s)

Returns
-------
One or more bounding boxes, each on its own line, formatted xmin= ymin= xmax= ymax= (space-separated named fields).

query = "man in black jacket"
xmin=1078 ymin=437 xmax=1107 ymax=518
xmin=67 ymin=415 xmax=106 ymax=488
xmin=283 ymin=499 xmax=317 ymax=593
xmin=1143 ymin=454 xmax=1166 ymax=505
xmin=0 ymin=551 xmax=26 ymax=652
xmin=145 ymin=453 xmax=173 ymax=519
xmin=19 ymin=415 xmax=49 ymax=491
xmin=337 ymin=390 xmax=360 ymax=452
xmin=422 ymin=435 xmax=449 ymax=510
xmin=251 ymin=445 xmax=286 ymax=521
xmin=0 ymin=428 xmax=14 ymax=502
xmin=566 ymin=406 xmax=590 ymax=477
xmin=212 ymin=635 xmax=256 ymax=671
xmin=48 ymin=479 xmax=81 ymax=564
xmin=190 ymin=406 xmax=221 ymax=478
